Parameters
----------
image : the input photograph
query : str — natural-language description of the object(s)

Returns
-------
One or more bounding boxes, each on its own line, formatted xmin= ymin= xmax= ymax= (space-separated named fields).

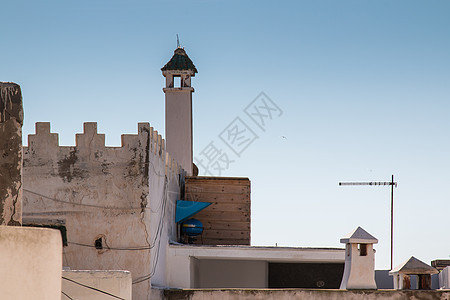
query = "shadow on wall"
xmin=375 ymin=270 xmax=394 ymax=289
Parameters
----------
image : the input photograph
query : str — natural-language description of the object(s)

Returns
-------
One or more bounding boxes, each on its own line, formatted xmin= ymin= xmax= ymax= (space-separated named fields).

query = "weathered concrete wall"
xmin=23 ymin=122 xmax=183 ymax=300
xmin=0 ymin=226 xmax=62 ymax=299
xmin=161 ymin=289 xmax=450 ymax=300
xmin=62 ymin=270 xmax=132 ymax=300
xmin=0 ymin=82 xmax=23 ymax=225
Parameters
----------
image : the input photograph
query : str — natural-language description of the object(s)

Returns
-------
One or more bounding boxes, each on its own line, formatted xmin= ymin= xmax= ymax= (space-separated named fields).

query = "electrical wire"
xmin=61 ymin=291 xmax=74 ymax=300
xmin=26 ymin=174 xmax=175 ymax=285
xmin=62 ymin=277 xmax=125 ymax=300
xmin=148 ymin=158 xmax=166 ymax=178
xmin=23 ymin=183 xmax=179 ymax=211
xmin=149 ymin=178 xmax=167 ymax=213
xmin=24 ymin=134 xmax=183 ymax=286
xmin=23 ymin=140 xmax=181 ymax=212
xmin=150 ymin=177 xmax=168 ymax=247
xmin=132 ymin=176 xmax=168 ymax=285
xmin=62 ymin=176 xmax=168 ymax=284
xmin=132 ymin=232 xmax=161 ymax=285
xmin=23 ymin=189 xmax=145 ymax=210
xmin=63 ymin=175 xmax=170 ymax=254
xmin=68 ymin=241 xmax=153 ymax=251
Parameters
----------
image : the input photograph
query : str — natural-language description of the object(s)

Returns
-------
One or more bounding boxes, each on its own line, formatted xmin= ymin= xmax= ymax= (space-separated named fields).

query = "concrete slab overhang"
xmin=169 ymin=243 xmax=345 ymax=263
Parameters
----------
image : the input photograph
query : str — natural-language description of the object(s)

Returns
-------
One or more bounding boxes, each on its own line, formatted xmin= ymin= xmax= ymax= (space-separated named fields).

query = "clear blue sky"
xmin=2 ymin=0 xmax=449 ymax=269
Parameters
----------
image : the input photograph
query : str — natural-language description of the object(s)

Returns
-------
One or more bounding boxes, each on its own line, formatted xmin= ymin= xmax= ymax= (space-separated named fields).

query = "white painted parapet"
xmin=340 ymin=226 xmax=378 ymax=290
xmin=62 ymin=270 xmax=132 ymax=300
xmin=166 ymin=244 xmax=345 ymax=288
xmin=0 ymin=226 xmax=62 ymax=300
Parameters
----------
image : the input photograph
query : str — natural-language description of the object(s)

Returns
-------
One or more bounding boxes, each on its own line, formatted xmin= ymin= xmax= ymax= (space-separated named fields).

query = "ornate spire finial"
xmin=176 ymin=34 xmax=180 ymax=48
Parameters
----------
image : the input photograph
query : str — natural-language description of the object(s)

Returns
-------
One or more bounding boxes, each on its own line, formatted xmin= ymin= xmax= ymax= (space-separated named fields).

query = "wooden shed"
xmin=184 ymin=176 xmax=250 ymax=245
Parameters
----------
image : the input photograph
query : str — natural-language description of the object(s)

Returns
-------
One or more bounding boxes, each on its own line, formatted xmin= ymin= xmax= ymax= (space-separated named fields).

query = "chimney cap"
xmin=161 ymin=48 xmax=197 ymax=73
xmin=340 ymin=226 xmax=378 ymax=244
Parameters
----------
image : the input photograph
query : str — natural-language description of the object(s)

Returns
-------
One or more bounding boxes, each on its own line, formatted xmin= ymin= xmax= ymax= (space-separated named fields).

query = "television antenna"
xmin=339 ymin=175 xmax=397 ymax=270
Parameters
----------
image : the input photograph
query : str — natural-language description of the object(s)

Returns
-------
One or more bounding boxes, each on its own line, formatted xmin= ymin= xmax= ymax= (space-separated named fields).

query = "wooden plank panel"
xmin=184 ymin=177 xmax=251 ymax=245
xmin=195 ymin=211 xmax=250 ymax=222
xmin=197 ymin=238 xmax=250 ymax=246
xmin=186 ymin=180 xmax=250 ymax=186
xmin=185 ymin=184 xmax=249 ymax=194
xmin=202 ymin=221 xmax=250 ymax=231
xmin=186 ymin=182 xmax=250 ymax=189
xmin=185 ymin=192 xmax=250 ymax=203
xmin=186 ymin=177 xmax=250 ymax=185
xmin=205 ymin=202 xmax=250 ymax=213
xmin=202 ymin=230 xmax=250 ymax=239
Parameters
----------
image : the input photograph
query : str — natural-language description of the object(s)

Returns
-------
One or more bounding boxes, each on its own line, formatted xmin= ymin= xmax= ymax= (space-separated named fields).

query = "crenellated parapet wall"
xmin=22 ymin=122 xmax=184 ymax=300
xmin=24 ymin=122 xmax=182 ymax=177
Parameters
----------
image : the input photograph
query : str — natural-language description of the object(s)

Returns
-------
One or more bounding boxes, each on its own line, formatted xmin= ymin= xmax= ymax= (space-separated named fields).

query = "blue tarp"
xmin=175 ymin=200 xmax=212 ymax=223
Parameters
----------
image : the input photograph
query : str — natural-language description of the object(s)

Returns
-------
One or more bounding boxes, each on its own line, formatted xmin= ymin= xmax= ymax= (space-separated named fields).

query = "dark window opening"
xmin=95 ymin=237 xmax=103 ymax=250
xmin=359 ymin=244 xmax=367 ymax=256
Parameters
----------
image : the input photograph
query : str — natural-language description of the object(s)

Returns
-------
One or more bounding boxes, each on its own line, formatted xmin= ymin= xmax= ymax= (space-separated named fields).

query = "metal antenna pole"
xmin=339 ymin=176 xmax=397 ymax=270
xmin=390 ymin=174 xmax=394 ymax=270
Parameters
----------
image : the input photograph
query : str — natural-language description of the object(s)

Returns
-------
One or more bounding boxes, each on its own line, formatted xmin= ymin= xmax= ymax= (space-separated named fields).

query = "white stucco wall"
xmin=147 ymin=151 xmax=182 ymax=288
xmin=0 ymin=226 xmax=62 ymax=300
xmin=164 ymin=86 xmax=194 ymax=176
xmin=166 ymin=244 xmax=345 ymax=288
xmin=439 ymin=266 xmax=450 ymax=289
xmin=340 ymin=244 xmax=377 ymax=289
xmin=62 ymin=270 xmax=132 ymax=300
xmin=23 ymin=122 xmax=183 ymax=300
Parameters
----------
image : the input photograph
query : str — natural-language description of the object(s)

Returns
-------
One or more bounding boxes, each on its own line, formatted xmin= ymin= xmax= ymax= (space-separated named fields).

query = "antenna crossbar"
xmin=339 ymin=181 xmax=397 ymax=187
xmin=339 ymin=175 xmax=397 ymax=270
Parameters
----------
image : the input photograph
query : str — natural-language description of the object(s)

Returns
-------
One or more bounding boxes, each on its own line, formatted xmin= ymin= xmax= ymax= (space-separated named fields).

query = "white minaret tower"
xmin=161 ymin=46 xmax=197 ymax=175
xmin=340 ymin=226 xmax=378 ymax=290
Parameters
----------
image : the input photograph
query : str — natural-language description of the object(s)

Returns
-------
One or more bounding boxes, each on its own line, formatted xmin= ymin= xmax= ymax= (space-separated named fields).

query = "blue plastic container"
xmin=181 ymin=218 xmax=204 ymax=237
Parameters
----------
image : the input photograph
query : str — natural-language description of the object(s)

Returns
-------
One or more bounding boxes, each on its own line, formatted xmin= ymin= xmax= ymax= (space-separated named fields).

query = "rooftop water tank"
xmin=181 ymin=218 xmax=203 ymax=244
